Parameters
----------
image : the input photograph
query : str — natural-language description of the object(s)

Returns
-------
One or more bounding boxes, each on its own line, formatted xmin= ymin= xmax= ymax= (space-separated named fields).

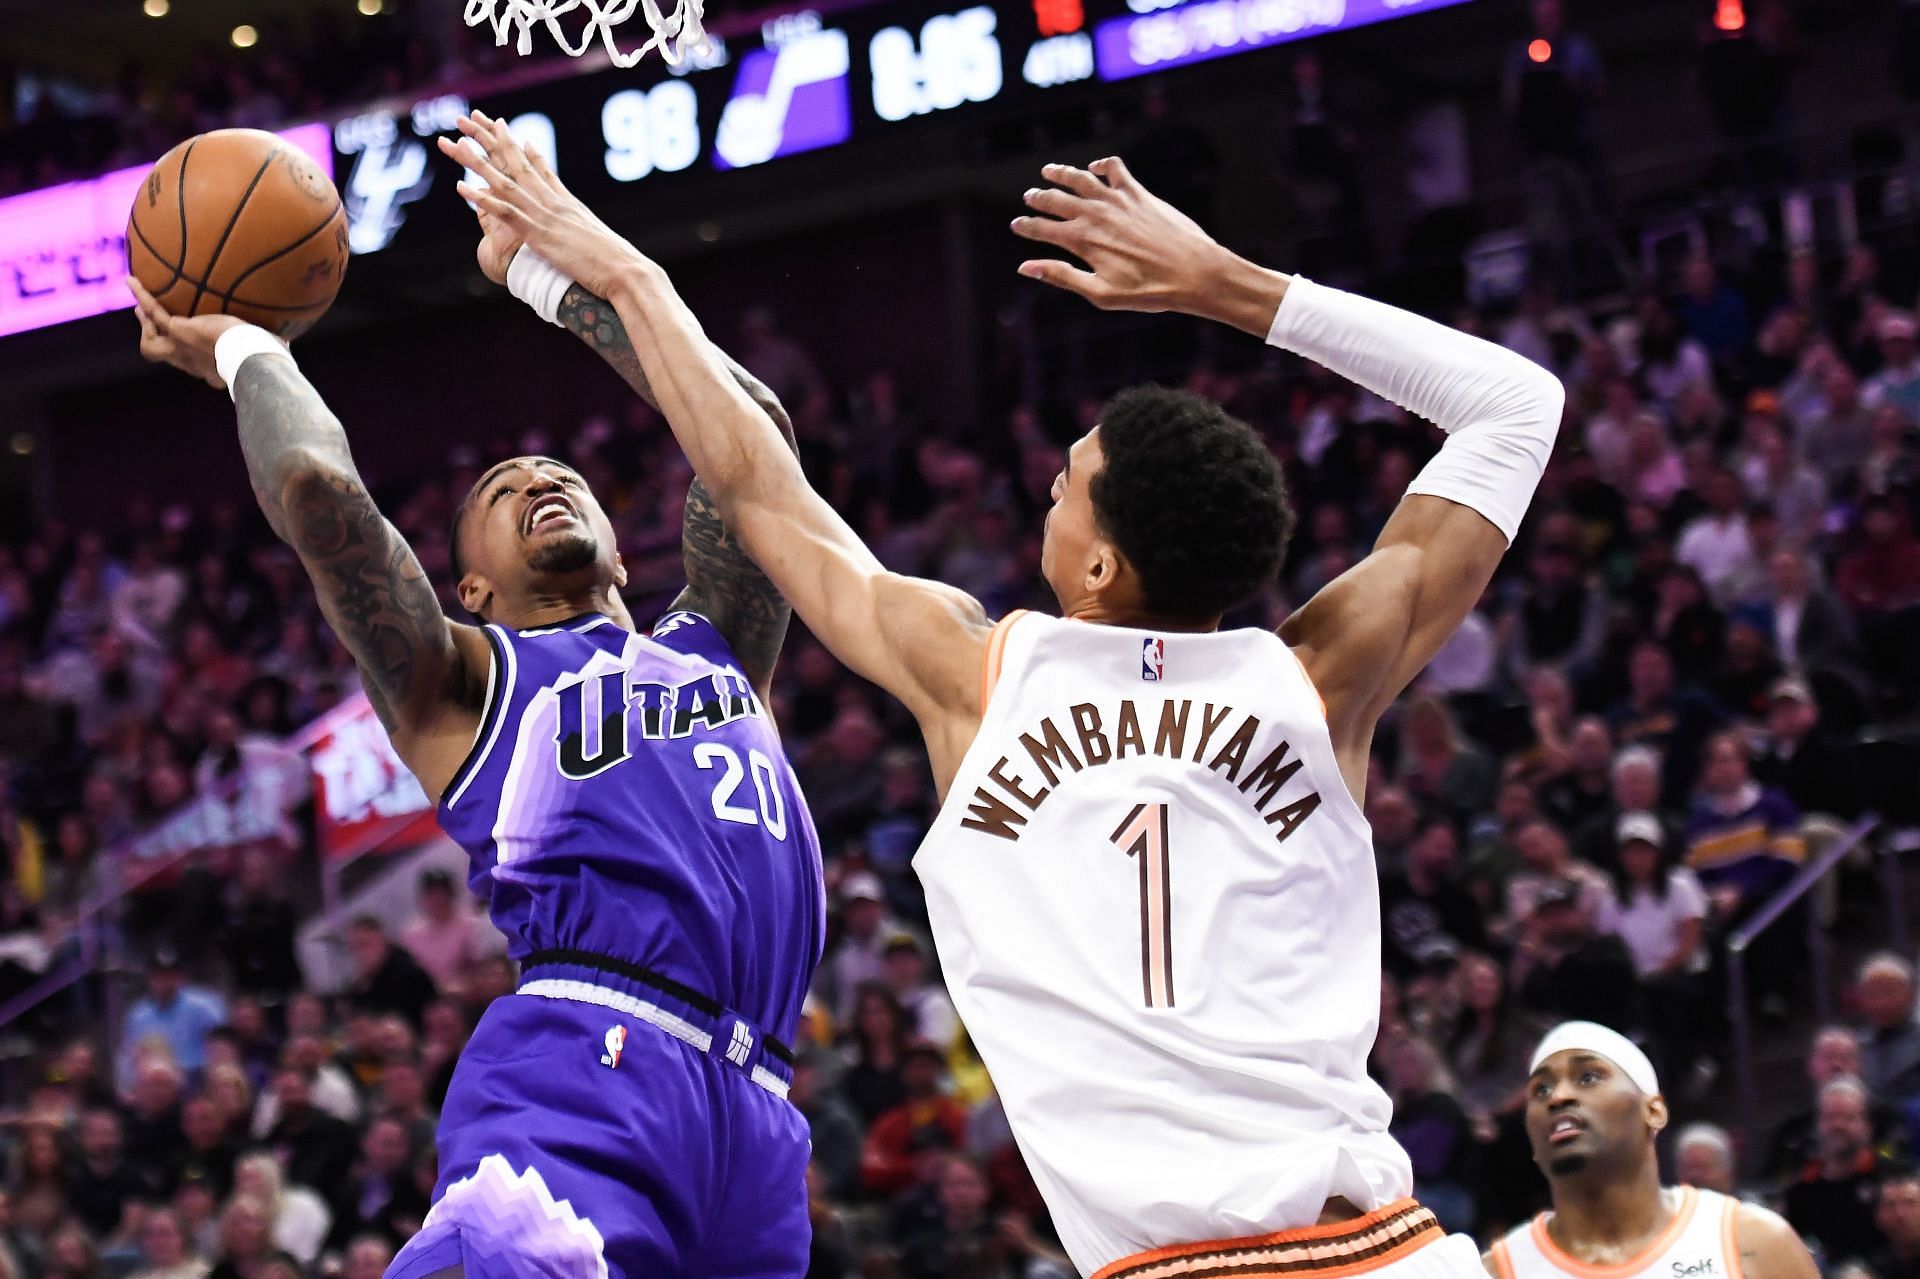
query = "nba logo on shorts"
xmin=600 ymin=1024 xmax=627 ymax=1069
xmin=1141 ymin=637 xmax=1165 ymax=682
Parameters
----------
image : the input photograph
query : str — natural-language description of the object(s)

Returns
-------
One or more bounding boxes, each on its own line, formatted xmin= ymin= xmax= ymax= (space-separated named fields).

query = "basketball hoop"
xmin=462 ymin=0 xmax=710 ymax=68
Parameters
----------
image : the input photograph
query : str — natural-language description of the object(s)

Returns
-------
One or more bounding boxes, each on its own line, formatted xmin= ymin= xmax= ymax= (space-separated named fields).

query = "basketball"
xmin=126 ymin=128 xmax=349 ymax=340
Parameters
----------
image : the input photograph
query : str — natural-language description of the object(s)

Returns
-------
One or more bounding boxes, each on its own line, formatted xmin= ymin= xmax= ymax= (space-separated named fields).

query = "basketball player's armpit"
xmin=233 ymin=360 xmax=466 ymax=734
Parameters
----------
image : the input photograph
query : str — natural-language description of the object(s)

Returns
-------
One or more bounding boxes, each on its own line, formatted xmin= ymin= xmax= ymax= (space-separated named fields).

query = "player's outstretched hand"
xmin=441 ymin=111 xmax=647 ymax=299
xmin=1011 ymin=157 xmax=1225 ymax=313
xmin=126 ymin=277 xmax=263 ymax=389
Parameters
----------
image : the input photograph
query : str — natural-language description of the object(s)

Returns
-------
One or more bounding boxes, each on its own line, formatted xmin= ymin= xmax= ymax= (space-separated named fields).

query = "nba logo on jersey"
xmin=1141 ymin=637 xmax=1165 ymax=682
xmin=600 ymin=1024 xmax=627 ymax=1069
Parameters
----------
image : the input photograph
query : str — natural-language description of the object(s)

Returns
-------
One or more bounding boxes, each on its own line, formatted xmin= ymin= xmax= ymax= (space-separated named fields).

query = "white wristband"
xmin=213 ymin=324 xmax=295 ymax=399
xmin=506 ymin=247 xmax=575 ymax=325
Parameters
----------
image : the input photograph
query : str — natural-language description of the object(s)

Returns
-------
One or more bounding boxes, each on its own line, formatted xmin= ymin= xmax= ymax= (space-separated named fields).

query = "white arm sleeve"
xmin=1266 ymin=275 xmax=1565 ymax=544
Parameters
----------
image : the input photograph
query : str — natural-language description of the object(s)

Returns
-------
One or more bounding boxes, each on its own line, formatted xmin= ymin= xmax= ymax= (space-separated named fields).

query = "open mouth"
xmin=524 ymin=494 xmax=578 ymax=535
xmin=1547 ymin=1116 xmax=1586 ymax=1145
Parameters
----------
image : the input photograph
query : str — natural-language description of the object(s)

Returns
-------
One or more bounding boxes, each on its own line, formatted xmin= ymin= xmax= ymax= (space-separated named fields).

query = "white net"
xmin=462 ymin=0 xmax=711 ymax=68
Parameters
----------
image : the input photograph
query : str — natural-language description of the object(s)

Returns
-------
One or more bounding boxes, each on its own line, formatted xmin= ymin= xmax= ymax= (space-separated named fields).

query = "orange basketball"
xmin=126 ymin=128 xmax=349 ymax=340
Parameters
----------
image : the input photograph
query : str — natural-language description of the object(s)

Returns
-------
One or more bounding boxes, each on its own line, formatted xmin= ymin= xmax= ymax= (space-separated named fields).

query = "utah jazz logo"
xmin=555 ymin=669 xmax=761 ymax=779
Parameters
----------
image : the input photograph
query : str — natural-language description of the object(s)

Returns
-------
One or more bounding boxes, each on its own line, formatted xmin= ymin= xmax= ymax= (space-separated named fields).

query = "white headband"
xmin=1530 ymin=1021 xmax=1661 ymax=1097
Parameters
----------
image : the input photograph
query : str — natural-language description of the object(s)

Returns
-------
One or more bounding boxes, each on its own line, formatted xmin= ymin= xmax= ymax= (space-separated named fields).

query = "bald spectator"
xmin=1674 ymin=1123 xmax=1738 ymax=1196
xmin=1859 ymin=954 xmax=1920 ymax=1102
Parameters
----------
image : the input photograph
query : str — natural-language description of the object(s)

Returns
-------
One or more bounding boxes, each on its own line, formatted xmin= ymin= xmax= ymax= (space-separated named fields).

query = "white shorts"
xmin=1088 ymin=1200 xmax=1484 ymax=1279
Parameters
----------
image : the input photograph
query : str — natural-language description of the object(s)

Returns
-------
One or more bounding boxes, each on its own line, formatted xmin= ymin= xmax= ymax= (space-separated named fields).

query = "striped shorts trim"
xmin=516 ymin=978 xmax=791 ymax=1099
xmin=1091 ymin=1199 xmax=1442 ymax=1279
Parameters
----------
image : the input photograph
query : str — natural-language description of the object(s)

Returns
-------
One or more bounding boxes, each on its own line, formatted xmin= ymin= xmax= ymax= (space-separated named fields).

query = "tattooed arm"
xmin=127 ymin=281 xmax=489 ymax=797
xmin=556 ymin=283 xmax=797 ymax=699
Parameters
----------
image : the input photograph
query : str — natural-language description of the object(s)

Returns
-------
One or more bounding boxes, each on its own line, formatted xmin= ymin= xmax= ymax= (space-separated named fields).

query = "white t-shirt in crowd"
xmin=1597 ymin=869 xmax=1709 ymax=977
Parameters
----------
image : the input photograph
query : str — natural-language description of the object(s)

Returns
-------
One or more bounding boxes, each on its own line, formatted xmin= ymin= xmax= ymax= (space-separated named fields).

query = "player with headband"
xmin=1487 ymin=1021 xmax=1816 ymax=1279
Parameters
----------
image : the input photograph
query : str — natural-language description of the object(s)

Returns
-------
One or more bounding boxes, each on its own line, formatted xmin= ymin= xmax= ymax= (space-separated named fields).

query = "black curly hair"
xmin=1089 ymin=386 xmax=1293 ymax=623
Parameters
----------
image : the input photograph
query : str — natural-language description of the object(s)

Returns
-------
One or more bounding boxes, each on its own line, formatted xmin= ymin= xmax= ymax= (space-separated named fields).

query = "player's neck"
xmin=493 ymin=588 xmax=633 ymax=632
xmin=1547 ymin=1168 xmax=1676 ymax=1260
xmin=1062 ymin=600 xmax=1221 ymax=633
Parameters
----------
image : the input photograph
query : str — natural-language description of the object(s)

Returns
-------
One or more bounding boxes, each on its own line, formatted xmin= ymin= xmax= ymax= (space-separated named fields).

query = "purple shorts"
xmin=386 ymin=984 xmax=810 ymax=1279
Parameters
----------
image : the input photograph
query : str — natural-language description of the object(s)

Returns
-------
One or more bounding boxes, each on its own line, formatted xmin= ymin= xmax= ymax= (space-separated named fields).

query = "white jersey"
xmin=915 ymin=612 xmax=1413 ymax=1276
xmin=1491 ymin=1187 xmax=1743 ymax=1279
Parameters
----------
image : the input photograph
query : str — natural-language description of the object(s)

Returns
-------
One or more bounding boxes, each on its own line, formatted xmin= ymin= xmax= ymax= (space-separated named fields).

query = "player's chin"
xmin=1545 ymin=1150 xmax=1591 ymax=1177
xmin=524 ymin=531 xmax=601 ymax=576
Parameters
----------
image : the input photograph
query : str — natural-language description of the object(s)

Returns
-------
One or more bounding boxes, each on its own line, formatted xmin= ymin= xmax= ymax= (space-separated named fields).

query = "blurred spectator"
xmin=1785 ymin=1076 xmax=1891 ymax=1265
xmin=1673 ymin=1122 xmax=1738 ymax=1196
xmin=263 ymin=1067 xmax=356 ymax=1204
xmin=842 ymin=985 xmax=911 ymax=1126
xmin=1762 ymin=1025 xmax=1899 ymax=1183
xmin=1870 ymin=1167 xmax=1920 ymax=1279
xmin=1752 ymin=677 xmax=1858 ymax=819
xmin=122 ymin=1060 xmax=186 ymax=1190
xmin=328 ymin=1116 xmax=426 ymax=1250
xmin=1597 ymin=813 xmax=1708 ymax=1082
xmin=1396 ymin=699 xmax=1497 ymax=828
xmin=206 ymin=1194 xmax=272 ymax=1279
xmin=1512 ymin=879 xmax=1640 ymax=1029
xmin=1610 ymin=641 xmax=1724 ymax=803
xmin=882 ymin=934 xmax=960 ymax=1053
xmin=824 ymin=872 xmax=897 ymax=1025
xmin=1382 ymin=820 xmax=1488 ymax=979
xmin=1763 ymin=548 xmax=1862 ymax=677
xmin=1858 ymin=954 xmax=1920 ymax=1101
xmin=343 ymin=1235 xmax=395 ymax=1279
xmin=1865 ymin=312 xmax=1920 ymax=426
xmin=218 ymin=849 xmax=301 ymax=1000
xmin=172 ymin=1096 xmax=238 ymax=1201
xmin=398 ymin=869 xmax=496 ymax=993
xmin=1383 ymin=1035 xmax=1477 ymax=1232
xmin=1505 ymin=817 xmax=1609 ymax=934
xmin=232 ymin=1154 xmax=328 ymax=1267
xmin=66 ymin=1110 xmax=143 ymax=1241
xmin=1675 ymin=469 xmax=1753 ymax=604
xmin=792 ymin=1053 xmax=864 ymax=1201
xmin=859 ymin=1041 xmax=969 ymax=1198
xmin=343 ymin=918 xmax=436 ymax=1029
xmin=117 ymin=951 xmax=226 ymax=1093
xmin=129 ymin=1205 xmax=207 ymax=1279
xmin=1684 ymin=730 xmax=1803 ymax=937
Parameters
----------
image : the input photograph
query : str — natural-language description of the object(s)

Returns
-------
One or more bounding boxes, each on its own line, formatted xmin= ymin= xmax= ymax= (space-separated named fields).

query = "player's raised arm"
xmin=432 ymin=151 xmax=798 ymax=699
xmin=446 ymin=114 xmax=992 ymax=773
xmin=128 ymin=281 xmax=489 ymax=795
xmin=1014 ymin=157 xmax=1562 ymax=787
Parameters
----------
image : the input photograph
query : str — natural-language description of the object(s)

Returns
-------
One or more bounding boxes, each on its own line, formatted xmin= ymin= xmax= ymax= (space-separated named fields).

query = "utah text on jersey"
xmin=555 ymin=667 xmax=762 ymax=780
xmin=959 ymin=697 xmax=1325 ymax=844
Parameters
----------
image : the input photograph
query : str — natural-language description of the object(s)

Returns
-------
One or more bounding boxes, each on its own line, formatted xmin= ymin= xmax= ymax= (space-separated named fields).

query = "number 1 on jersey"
xmin=1110 ymin=802 xmax=1174 ymax=1008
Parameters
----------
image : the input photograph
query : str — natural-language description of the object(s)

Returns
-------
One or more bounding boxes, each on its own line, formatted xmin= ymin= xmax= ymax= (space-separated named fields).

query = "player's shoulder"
xmin=1728 ymin=1199 xmax=1817 ymax=1279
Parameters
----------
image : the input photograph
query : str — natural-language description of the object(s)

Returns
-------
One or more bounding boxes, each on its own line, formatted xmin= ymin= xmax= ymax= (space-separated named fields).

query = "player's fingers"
xmin=1016 ymin=259 xmax=1108 ymax=305
xmin=1090 ymin=155 xmax=1138 ymax=191
xmin=466 ymin=188 xmax=531 ymax=231
xmin=1040 ymin=164 xmax=1107 ymax=199
xmin=455 ymin=138 xmax=524 ymax=203
xmin=1022 ymin=186 xmax=1086 ymax=220
xmin=1009 ymin=215 xmax=1077 ymax=250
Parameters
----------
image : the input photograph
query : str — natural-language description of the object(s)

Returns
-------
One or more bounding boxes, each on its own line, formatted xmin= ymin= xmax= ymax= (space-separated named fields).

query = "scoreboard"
xmin=329 ymin=0 xmax=1474 ymax=252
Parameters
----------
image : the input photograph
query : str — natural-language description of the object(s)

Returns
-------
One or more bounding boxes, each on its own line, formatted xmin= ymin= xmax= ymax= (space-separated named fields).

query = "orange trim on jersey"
xmin=1281 ymin=641 xmax=1330 ymax=721
xmin=979 ymin=610 xmax=1030 ymax=712
xmin=1091 ymin=1199 xmax=1440 ymax=1279
xmin=1529 ymin=1187 xmax=1699 ymax=1279
xmin=1719 ymin=1194 xmax=1743 ymax=1279
xmin=1490 ymin=1239 xmax=1518 ymax=1279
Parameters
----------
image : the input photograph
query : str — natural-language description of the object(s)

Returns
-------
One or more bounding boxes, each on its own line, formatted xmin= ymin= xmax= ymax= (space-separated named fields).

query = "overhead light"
xmin=357 ymin=0 xmax=384 ymax=14
xmin=1528 ymin=38 xmax=1551 ymax=63
xmin=231 ymin=23 xmax=258 ymax=46
xmin=9 ymin=433 xmax=33 ymax=456
xmin=143 ymin=0 xmax=169 ymax=16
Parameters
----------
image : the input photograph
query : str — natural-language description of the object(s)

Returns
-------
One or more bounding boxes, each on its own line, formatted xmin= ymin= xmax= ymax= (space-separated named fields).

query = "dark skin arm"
xmin=129 ymin=280 xmax=489 ymax=798
xmin=552 ymin=283 xmax=797 ymax=699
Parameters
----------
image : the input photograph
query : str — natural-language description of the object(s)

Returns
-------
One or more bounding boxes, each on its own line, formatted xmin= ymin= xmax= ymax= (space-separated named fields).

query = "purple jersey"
xmin=437 ymin=609 xmax=824 ymax=1047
